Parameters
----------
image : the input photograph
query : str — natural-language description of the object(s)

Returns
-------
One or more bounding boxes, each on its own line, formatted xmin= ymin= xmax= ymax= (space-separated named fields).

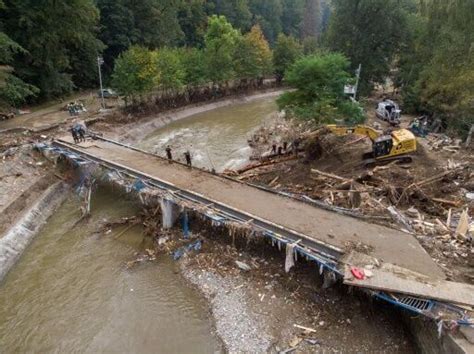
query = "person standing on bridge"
xmin=70 ymin=126 xmax=79 ymax=143
xmin=165 ymin=145 xmax=172 ymax=162
xmin=184 ymin=150 xmax=192 ymax=167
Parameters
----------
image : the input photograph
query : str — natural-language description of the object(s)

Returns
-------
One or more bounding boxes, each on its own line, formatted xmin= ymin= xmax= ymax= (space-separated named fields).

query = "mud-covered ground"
xmin=238 ymin=113 xmax=473 ymax=284
xmin=179 ymin=233 xmax=415 ymax=353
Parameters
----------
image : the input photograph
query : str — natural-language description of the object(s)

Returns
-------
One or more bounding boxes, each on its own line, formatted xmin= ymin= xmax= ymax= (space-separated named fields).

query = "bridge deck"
xmin=57 ymin=136 xmax=444 ymax=279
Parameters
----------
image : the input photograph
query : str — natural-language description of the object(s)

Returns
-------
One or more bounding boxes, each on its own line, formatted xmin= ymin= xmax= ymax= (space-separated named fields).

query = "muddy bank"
xmin=176 ymin=233 xmax=415 ymax=353
xmin=0 ymin=181 xmax=69 ymax=282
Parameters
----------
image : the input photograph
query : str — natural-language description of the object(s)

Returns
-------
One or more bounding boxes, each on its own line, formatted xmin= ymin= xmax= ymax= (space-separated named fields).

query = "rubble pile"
xmin=239 ymin=127 xmax=473 ymax=283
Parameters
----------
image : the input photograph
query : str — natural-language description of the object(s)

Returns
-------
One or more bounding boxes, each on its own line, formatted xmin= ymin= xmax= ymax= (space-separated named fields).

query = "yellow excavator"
xmin=325 ymin=124 xmax=417 ymax=167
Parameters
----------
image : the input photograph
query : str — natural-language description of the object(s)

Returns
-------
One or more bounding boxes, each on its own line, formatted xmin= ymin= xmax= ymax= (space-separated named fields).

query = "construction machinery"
xmin=325 ymin=124 xmax=416 ymax=167
xmin=376 ymin=99 xmax=401 ymax=126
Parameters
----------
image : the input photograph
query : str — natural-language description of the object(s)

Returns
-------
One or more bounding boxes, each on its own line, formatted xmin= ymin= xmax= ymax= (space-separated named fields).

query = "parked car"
xmin=97 ymin=88 xmax=118 ymax=98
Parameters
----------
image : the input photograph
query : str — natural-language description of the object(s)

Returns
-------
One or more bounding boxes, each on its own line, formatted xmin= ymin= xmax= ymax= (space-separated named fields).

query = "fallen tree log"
xmin=311 ymin=168 xmax=349 ymax=182
xmin=236 ymin=155 xmax=299 ymax=174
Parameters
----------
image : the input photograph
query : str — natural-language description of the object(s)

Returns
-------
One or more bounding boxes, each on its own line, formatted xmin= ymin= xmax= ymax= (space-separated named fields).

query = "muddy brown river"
xmin=138 ymin=97 xmax=277 ymax=171
xmin=0 ymin=97 xmax=278 ymax=352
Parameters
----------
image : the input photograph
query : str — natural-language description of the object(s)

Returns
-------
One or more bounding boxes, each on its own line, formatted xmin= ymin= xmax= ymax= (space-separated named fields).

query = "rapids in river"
xmin=138 ymin=97 xmax=277 ymax=171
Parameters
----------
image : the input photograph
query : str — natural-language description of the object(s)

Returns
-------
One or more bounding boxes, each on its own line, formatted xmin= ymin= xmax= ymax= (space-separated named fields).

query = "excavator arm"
xmin=325 ymin=124 xmax=381 ymax=141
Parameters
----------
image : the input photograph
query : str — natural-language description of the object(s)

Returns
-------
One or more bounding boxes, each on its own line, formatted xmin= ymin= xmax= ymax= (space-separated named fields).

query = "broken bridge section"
xmin=44 ymin=135 xmax=474 ymax=328
xmin=55 ymin=135 xmax=443 ymax=278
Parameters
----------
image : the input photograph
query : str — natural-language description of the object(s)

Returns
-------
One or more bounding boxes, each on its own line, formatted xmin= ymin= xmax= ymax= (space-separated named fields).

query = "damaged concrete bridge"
xmin=39 ymin=135 xmax=474 ymax=328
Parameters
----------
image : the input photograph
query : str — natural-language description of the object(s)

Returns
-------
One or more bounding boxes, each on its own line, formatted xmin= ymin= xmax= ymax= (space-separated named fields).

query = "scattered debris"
xmin=235 ymin=260 xmax=252 ymax=271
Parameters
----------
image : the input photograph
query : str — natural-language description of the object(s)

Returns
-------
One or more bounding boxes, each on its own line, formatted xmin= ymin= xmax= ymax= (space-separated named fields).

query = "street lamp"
xmin=97 ymin=56 xmax=105 ymax=110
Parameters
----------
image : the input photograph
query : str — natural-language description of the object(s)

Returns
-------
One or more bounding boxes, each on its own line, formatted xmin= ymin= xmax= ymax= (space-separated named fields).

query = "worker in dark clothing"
xmin=165 ymin=145 xmax=172 ymax=162
xmin=277 ymin=146 xmax=283 ymax=155
xmin=271 ymin=142 xmax=277 ymax=154
xmin=184 ymin=150 xmax=192 ymax=167
xmin=71 ymin=127 xmax=79 ymax=143
xmin=78 ymin=126 xmax=86 ymax=142
xmin=283 ymin=141 xmax=288 ymax=151
xmin=293 ymin=138 xmax=300 ymax=156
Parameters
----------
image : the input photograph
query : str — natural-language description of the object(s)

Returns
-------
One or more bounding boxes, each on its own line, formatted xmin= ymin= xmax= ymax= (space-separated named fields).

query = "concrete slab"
xmin=57 ymin=136 xmax=445 ymax=279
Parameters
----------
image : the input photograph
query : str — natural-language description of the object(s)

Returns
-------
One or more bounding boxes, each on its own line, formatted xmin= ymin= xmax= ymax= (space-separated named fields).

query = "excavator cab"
xmin=373 ymin=136 xmax=393 ymax=158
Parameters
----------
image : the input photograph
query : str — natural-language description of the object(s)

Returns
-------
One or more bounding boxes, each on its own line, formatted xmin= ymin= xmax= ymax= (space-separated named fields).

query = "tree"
xmin=156 ymin=48 xmax=186 ymax=92
xmin=277 ymin=53 xmax=364 ymax=124
xmin=248 ymin=0 xmax=283 ymax=45
xmin=204 ymin=15 xmax=241 ymax=83
xmin=280 ymin=0 xmax=304 ymax=37
xmin=325 ymin=0 xmax=411 ymax=95
xmin=234 ymin=25 xmax=272 ymax=80
xmin=2 ymin=0 xmax=103 ymax=99
xmin=181 ymin=48 xmax=208 ymax=86
xmin=111 ymin=46 xmax=159 ymax=103
xmin=205 ymin=0 xmax=252 ymax=31
xmin=273 ymin=34 xmax=302 ymax=82
xmin=301 ymin=0 xmax=321 ymax=40
xmin=96 ymin=0 xmax=136 ymax=75
xmin=0 ymin=32 xmax=38 ymax=108
xmin=178 ymin=0 xmax=208 ymax=47
xmin=0 ymin=1 xmax=38 ymax=108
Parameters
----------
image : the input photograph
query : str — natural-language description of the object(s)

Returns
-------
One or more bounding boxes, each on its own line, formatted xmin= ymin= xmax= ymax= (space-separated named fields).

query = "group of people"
xmin=67 ymin=101 xmax=87 ymax=116
xmin=70 ymin=123 xmax=87 ymax=143
xmin=271 ymin=138 xmax=300 ymax=156
xmin=165 ymin=146 xmax=192 ymax=167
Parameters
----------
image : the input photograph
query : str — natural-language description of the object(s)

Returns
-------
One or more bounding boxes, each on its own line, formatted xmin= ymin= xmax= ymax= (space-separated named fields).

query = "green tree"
xmin=234 ymin=25 xmax=273 ymax=80
xmin=111 ymin=46 xmax=159 ymax=103
xmin=204 ymin=15 xmax=241 ymax=83
xmin=0 ymin=1 xmax=38 ymax=108
xmin=396 ymin=0 xmax=473 ymax=135
xmin=249 ymin=0 xmax=283 ymax=45
xmin=280 ymin=0 xmax=304 ymax=37
xmin=96 ymin=0 xmax=136 ymax=75
xmin=178 ymin=0 xmax=208 ymax=47
xmin=156 ymin=48 xmax=186 ymax=91
xmin=273 ymin=34 xmax=302 ymax=82
xmin=325 ymin=0 xmax=411 ymax=95
xmin=277 ymin=53 xmax=364 ymax=124
xmin=180 ymin=48 xmax=208 ymax=86
xmin=2 ymin=0 xmax=103 ymax=99
xmin=0 ymin=32 xmax=38 ymax=108
xmin=301 ymin=0 xmax=321 ymax=40
xmin=205 ymin=0 xmax=252 ymax=31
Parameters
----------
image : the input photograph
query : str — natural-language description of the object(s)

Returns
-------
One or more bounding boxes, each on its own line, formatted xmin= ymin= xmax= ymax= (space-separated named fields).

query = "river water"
xmin=0 ymin=97 xmax=277 ymax=353
xmin=137 ymin=97 xmax=277 ymax=171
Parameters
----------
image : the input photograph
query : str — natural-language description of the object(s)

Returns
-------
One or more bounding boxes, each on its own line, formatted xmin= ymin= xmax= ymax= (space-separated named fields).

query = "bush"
xmin=277 ymin=53 xmax=365 ymax=125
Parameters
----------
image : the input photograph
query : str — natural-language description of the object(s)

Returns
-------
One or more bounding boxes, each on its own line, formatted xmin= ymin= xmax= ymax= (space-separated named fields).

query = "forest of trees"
xmin=0 ymin=0 xmax=472 ymax=134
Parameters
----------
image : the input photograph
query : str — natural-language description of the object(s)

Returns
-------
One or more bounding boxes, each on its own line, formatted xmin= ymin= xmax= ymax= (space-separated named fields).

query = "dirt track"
xmin=59 ymin=135 xmax=445 ymax=279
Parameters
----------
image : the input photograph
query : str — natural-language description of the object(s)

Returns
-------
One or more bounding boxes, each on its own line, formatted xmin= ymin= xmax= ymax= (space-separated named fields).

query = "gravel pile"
xmin=182 ymin=265 xmax=272 ymax=353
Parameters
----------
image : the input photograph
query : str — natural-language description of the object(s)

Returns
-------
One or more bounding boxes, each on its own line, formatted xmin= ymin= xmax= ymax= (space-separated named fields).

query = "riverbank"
xmin=177 ymin=232 xmax=414 ymax=353
xmin=92 ymin=89 xmax=285 ymax=145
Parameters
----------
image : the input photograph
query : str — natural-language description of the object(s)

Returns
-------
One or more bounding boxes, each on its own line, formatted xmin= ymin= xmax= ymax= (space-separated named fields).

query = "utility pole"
xmin=97 ymin=56 xmax=105 ymax=110
xmin=354 ymin=63 xmax=362 ymax=100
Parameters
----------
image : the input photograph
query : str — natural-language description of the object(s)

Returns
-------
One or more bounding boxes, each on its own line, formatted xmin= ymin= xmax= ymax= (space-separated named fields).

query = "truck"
xmin=375 ymin=99 xmax=401 ymax=126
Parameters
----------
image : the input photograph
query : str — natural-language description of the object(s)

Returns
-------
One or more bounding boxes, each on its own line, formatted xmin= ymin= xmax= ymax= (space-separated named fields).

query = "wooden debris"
xmin=455 ymin=209 xmax=469 ymax=239
xmin=293 ymin=324 xmax=317 ymax=333
xmin=311 ymin=168 xmax=349 ymax=182
xmin=432 ymin=198 xmax=462 ymax=207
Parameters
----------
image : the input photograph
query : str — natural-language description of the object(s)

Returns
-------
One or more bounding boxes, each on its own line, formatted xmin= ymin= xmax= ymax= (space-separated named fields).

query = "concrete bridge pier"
xmin=160 ymin=198 xmax=181 ymax=229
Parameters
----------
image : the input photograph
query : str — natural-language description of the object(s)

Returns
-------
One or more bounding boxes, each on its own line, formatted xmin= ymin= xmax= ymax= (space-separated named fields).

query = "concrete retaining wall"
xmin=0 ymin=182 xmax=69 ymax=282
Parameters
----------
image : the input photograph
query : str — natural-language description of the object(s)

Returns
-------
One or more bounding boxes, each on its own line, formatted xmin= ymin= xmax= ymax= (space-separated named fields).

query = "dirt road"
xmin=58 ymin=135 xmax=444 ymax=279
